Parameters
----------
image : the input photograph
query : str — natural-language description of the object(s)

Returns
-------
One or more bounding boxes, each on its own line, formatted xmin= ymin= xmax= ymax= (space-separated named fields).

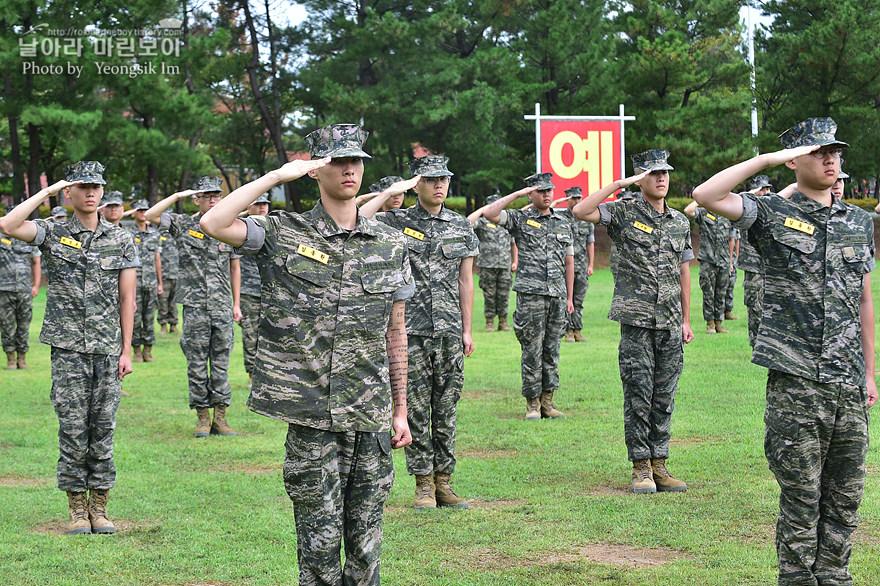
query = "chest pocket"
xmin=623 ymin=225 xmax=654 ymax=249
xmin=404 ymin=233 xmax=427 ymax=255
xmin=665 ymin=229 xmax=688 ymax=255
xmin=180 ymin=230 xmax=209 ymax=252
xmin=360 ymin=270 xmax=400 ymax=327
xmin=441 ymin=240 xmax=470 ymax=259
xmin=51 ymin=241 xmax=83 ymax=277
xmin=281 ymin=253 xmax=335 ymax=311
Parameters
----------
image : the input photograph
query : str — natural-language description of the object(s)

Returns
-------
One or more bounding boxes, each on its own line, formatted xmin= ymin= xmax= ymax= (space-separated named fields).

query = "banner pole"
xmin=535 ymin=103 xmax=541 ymax=174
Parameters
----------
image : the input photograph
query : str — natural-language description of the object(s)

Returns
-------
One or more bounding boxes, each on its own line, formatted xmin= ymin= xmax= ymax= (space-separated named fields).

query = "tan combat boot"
xmin=434 ymin=473 xmax=469 ymax=509
xmin=651 ymin=458 xmax=688 ymax=492
xmin=564 ymin=329 xmax=576 ymax=342
xmin=525 ymin=397 xmax=541 ymax=420
xmin=67 ymin=491 xmax=91 ymax=534
xmin=211 ymin=405 xmax=237 ymax=436
xmin=6 ymin=351 xmax=16 ymax=370
xmin=631 ymin=459 xmax=656 ymax=494
xmin=142 ymin=345 xmax=155 ymax=362
xmin=159 ymin=324 xmax=167 ymax=334
xmin=132 ymin=345 xmax=143 ymax=362
xmin=497 ymin=316 xmax=511 ymax=331
xmin=88 ymin=489 xmax=116 ymax=534
xmin=414 ymin=474 xmax=437 ymax=510
xmin=540 ymin=392 xmax=565 ymax=418
xmin=485 ymin=317 xmax=495 ymax=332
xmin=194 ymin=407 xmax=211 ymax=437
xmin=573 ymin=329 xmax=586 ymax=343
xmin=16 ymin=351 xmax=27 ymax=370
xmin=714 ymin=320 xmax=729 ymax=334
xmin=724 ymin=310 xmax=739 ymax=320
xmin=169 ymin=324 xmax=180 ymax=334
xmin=706 ymin=321 xmax=716 ymax=334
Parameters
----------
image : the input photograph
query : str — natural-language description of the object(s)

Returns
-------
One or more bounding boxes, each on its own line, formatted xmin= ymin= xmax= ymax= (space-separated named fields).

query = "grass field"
xmin=3 ymin=266 xmax=880 ymax=585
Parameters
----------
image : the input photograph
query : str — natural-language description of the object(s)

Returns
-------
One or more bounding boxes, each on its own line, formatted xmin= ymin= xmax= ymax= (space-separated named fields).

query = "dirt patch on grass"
xmin=0 ymin=474 xmax=49 ymax=487
xmin=461 ymin=388 xmax=507 ymax=400
xmin=668 ymin=435 xmax=720 ymax=447
xmin=458 ymin=543 xmax=689 ymax=571
xmin=457 ymin=448 xmax=517 ymax=460
xmin=467 ymin=498 xmax=523 ymax=509
xmin=585 ymin=484 xmax=632 ymax=497
xmin=31 ymin=519 xmax=148 ymax=535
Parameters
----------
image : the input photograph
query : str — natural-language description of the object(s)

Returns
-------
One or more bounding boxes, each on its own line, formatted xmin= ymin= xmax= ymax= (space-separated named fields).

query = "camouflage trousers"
xmin=157 ymin=278 xmax=178 ymax=325
xmin=725 ymin=265 xmax=737 ymax=313
xmin=404 ymin=334 xmax=463 ymax=476
xmin=764 ymin=370 xmax=869 ymax=586
xmin=132 ymin=281 xmax=158 ymax=346
xmin=284 ymin=423 xmax=393 ymax=586
xmin=477 ymin=267 xmax=512 ymax=319
xmin=698 ymin=261 xmax=730 ymax=322
xmin=743 ymin=270 xmax=764 ymax=348
xmin=50 ymin=347 xmax=121 ymax=492
xmin=180 ymin=306 xmax=234 ymax=409
xmin=566 ymin=268 xmax=590 ymax=331
xmin=0 ymin=290 xmax=32 ymax=352
xmin=619 ymin=324 xmax=683 ymax=461
xmin=513 ymin=293 xmax=567 ymax=399
xmin=238 ymin=294 xmax=260 ymax=375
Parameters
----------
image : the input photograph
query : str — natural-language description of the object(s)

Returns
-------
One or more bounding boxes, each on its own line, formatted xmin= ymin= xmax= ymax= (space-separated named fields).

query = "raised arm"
xmin=145 ymin=189 xmax=202 ymax=225
xmin=359 ymin=176 xmax=419 ymax=219
xmin=692 ymin=146 xmax=817 ymax=220
xmin=572 ymin=171 xmax=648 ymax=223
xmin=684 ymin=200 xmax=698 ymax=217
xmin=482 ymin=186 xmax=538 ymax=224
xmin=0 ymin=180 xmax=79 ymax=242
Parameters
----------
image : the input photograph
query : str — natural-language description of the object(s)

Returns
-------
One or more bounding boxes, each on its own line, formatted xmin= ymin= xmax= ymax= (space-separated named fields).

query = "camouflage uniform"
xmin=735 ymin=187 xmax=874 ymax=586
xmin=557 ymin=207 xmax=594 ymax=331
xmin=473 ymin=215 xmax=513 ymax=320
xmin=599 ymin=189 xmax=693 ymax=462
xmin=32 ymin=205 xmax=139 ymax=491
xmin=498 ymin=176 xmax=573 ymax=400
xmin=238 ymin=245 xmax=261 ymax=376
xmin=378 ymin=194 xmax=478 ymax=476
xmin=725 ymin=229 xmax=740 ymax=313
xmin=693 ymin=207 xmax=732 ymax=322
xmin=238 ymin=192 xmax=413 ymax=586
xmin=157 ymin=229 xmax=179 ymax=326
xmin=160 ymin=210 xmax=237 ymax=409
xmin=0 ymin=235 xmax=40 ymax=354
xmin=127 ymin=218 xmax=161 ymax=347
xmin=737 ymin=227 xmax=764 ymax=347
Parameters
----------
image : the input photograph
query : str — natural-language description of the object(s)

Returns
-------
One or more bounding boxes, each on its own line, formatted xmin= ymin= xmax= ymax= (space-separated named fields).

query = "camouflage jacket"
xmin=599 ymin=196 xmax=694 ymax=330
xmin=32 ymin=215 xmax=139 ymax=354
xmin=158 ymin=230 xmax=179 ymax=279
xmin=378 ymin=201 xmax=478 ymax=337
xmin=734 ymin=190 xmax=875 ymax=386
xmin=693 ymin=207 xmax=733 ymax=267
xmin=557 ymin=208 xmax=595 ymax=271
xmin=160 ymin=212 xmax=238 ymax=309
xmin=737 ymin=229 xmax=763 ymax=274
xmin=0 ymin=236 xmax=40 ymax=293
xmin=239 ymin=254 xmax=261 ymax=297
xmin=127 ymin=223 xmax=160 ymax=287
xmin=236 ymin=201 xmax=414 ymax=432
xmin=499 ymin=207 xmax=573 ymax=298
xmin=473 ymin=216 xmax=512 ymax=269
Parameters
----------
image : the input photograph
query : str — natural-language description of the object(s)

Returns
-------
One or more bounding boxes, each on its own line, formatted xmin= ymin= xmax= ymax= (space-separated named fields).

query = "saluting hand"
xmin=275 ymin=158 xmax=331 ymax=183
xmin=618 ymin=170 xmax=650 ymax=190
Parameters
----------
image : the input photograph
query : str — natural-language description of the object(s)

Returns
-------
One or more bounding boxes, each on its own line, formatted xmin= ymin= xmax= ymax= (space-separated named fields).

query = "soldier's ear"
xmin=307 ymin=169 xmax=319 ymax=180
xmin=785 ymin=159 xmax=797 ymax=171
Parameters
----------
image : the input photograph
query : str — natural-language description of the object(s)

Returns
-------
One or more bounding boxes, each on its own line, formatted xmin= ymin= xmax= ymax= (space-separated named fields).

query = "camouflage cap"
xmin=304 ymin=124 xmax=371 ymax=159
xmin=564 ymin=186 xmax=583 ymax=199
xmin=486 ymin=194 xmax=502 ymax=204
xmin=617 ymin=190 xmax=637 ymax=202
xmin=838 ymin=170 xmax=850 ymax=180
xmin=193 ymin=176 xmax=223 ymax=193
xmin=369 ymin=176 xmax=404 ymax=193
xmin=131 ymin=199 xmax=150 ymax=210
xmin=749 ymin=175 xmax=772 ymax=190
xmin=50 ymin=205 xmax=68 ymax=218
xmin=408 ymin=155 xmax=454 ymax=178
xmin=251 ymin=193 xmax=271 ymax=204
xmin=103 ymin=191 xmax=123 ymax=206
xmin=778 ymin=117 xmax=849 ymax=149
xmin=64 ymin=160 xmax=106 ymax=185
xmin=631 ymin=149 xmax=674 ymax=173
xmin=524 ymin=173 xmax=555 ymax=190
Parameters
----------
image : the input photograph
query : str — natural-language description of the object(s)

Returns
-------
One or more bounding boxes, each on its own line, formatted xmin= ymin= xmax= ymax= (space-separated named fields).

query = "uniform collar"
xmin=634 ymin=194 xmax=671 ymax=217
xmin=412 ymin=200 xmax=454 ymax=222
xmin=790 ymin=190 xmax=845 ymax=215
xmin=67 ymin=214 xmax=109 ymax=238
xmin=308 ymin=200 xmax=379 ymax=238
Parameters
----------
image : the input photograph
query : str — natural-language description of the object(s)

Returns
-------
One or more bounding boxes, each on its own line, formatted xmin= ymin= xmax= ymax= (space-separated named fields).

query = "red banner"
xmin=540 ymin=120 xmax=623 ymax=202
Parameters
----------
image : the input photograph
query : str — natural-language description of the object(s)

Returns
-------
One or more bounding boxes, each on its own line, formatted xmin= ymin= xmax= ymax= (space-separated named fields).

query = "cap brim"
xmin=322 ymin=148 xmax=372 ymax=160
xmin=641 ymin=163 xmax=674 ymax=172
xmin=420 ymin=171 xmax=454 ymax=178
xmin=74 ymin=176 xmax=106 ymax=185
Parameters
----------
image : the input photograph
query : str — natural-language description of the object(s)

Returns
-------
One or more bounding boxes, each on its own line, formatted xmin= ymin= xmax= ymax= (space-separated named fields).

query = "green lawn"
xmin=2 ymin=266 xmax=880 ymax=585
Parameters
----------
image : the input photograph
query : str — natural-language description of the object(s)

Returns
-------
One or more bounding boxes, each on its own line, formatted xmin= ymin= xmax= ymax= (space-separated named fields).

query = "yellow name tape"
xmin=784 ymin=217 xmax=815 ymax=235
xmin=297 ymin=244 xmax=329 ymax=265
xmin=486 ymin=223 xmax=497 ymax=229
xmin=707 ymin=213 xmax=716 ymax=221
xmin=160 ymin=236 xmax=167 ymax=241
xmin=403 ymin=227 xmax=425 ymax=240
xmin=526 ymin=219 xmax=542 ymax=228
xmin=633 ymin=221 xmax=654 ymax=234
xmin=188 ymin=230 xmax=205 ymax=239
xmin=1 ymin=238 xmax=11 ymax=245
xmin=135 ymin=237 xmax=141 ymax=243
xmin=60 ymin=236 xmax=82 ymax=249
